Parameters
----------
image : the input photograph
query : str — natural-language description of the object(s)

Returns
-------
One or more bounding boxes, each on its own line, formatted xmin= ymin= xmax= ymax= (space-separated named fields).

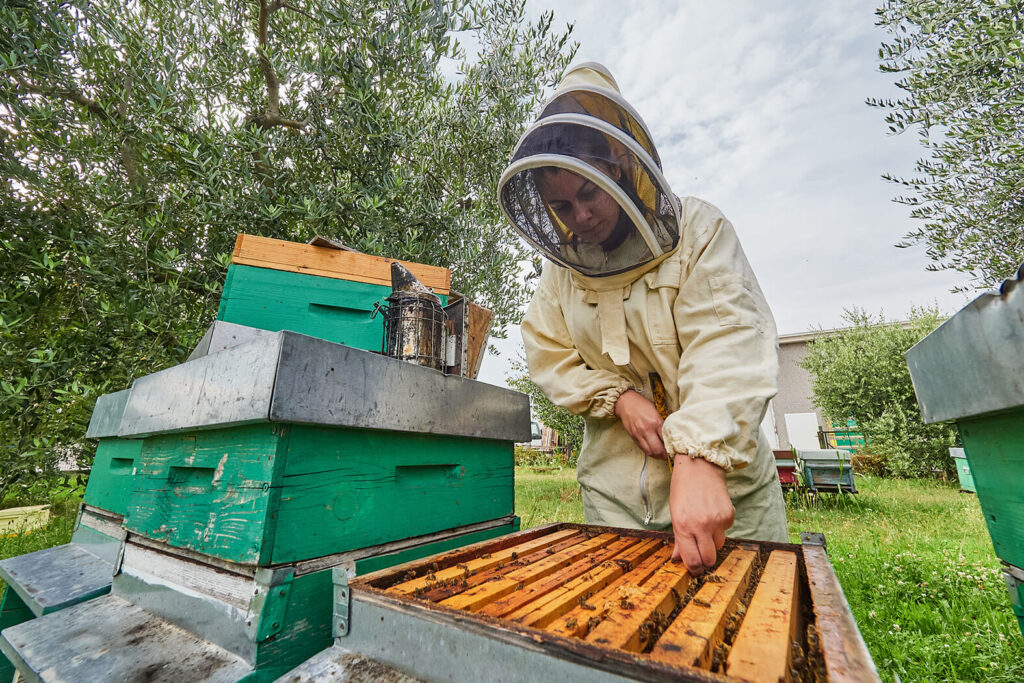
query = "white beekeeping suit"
xmin=499 ymin=62 xmax=787 ymax=542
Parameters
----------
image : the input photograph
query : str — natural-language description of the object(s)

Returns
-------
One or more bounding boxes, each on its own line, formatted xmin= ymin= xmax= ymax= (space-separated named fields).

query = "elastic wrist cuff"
xmin=591 ymin=380 xmax=636 ymax=419
xmin=666 ymin=439 xmax=734 ymax=472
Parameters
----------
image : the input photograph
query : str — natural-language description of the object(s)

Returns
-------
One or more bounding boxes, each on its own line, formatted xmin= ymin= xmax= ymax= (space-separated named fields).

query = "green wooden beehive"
xmin=118 ymin=330 xmax=528 ymax=566
xmin=217 ymin=234 xmax=450 ymax=351
xmin=906 ymin=263 xmax=1024 ymax=636
xmin=949 ymin=447 xmax=976 ymax=493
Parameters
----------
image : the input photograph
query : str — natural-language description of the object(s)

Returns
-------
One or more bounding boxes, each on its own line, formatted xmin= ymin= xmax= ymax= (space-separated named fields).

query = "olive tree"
xmin=799 ymin=307 xmax=957 ymax=478
xmin=0 ymin=0 xmax=575 ymax=501
xmin=507 ymin=359 xmax=584 ymax=463
xmin=870 ymin=0 xmax=1024 ymax=289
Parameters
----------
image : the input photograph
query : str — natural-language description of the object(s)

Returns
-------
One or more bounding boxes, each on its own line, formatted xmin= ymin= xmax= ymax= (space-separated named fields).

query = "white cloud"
xmin=477 ymin=1 xmax=975 ymax=386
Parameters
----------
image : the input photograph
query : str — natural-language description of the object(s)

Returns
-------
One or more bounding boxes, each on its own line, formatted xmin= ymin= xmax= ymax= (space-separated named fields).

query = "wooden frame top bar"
xmin=231 ymin=234 xmax=451 ymax=295
xmin=352 ymin=523 xmax=880 ymax=682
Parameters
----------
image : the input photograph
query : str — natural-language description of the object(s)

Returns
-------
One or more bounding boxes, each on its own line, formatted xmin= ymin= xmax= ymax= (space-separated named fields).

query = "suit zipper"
xmin=639 ymin=454 xmax=652 ymax=525
xmin=632 ymin=364 xmax=653 ymax=526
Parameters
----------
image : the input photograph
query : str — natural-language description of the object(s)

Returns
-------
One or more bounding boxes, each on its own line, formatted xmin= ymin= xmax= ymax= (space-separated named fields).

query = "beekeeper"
xmin=498 ymin=62 xmax=787 ymax=574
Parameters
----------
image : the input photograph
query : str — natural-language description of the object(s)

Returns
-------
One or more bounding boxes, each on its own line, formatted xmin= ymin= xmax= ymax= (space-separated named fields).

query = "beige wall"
xmin=772 ymin=338 xmax=823 ymax=449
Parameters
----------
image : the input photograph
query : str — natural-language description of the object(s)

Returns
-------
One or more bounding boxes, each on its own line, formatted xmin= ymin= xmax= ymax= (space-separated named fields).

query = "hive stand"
xmin=906 ymin=261 xmax=1024 ymax=637
xmin=0 ymin=389 xmax=136 ymax=680
xmin=0 ymin=332 xmax=529 ymax=682
xmin=795 ymin=449 xmax=857 ymax=494
xmin=0 ymin=322 xmax=275 ymax=681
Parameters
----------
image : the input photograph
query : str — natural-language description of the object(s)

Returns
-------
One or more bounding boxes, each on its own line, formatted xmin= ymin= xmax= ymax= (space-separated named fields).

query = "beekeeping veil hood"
xmin=498 ymin=61 xmax=682 ymax=366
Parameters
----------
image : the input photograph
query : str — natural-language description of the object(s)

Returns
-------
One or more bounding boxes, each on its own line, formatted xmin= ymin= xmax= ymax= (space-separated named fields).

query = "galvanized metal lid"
xmin=119 ymin=331 xmax=531 ymax=442
xmin=84 ymin=388 xmax=133 ymax=439
xmin=906 ymin=262 xmax=1024 ymax=423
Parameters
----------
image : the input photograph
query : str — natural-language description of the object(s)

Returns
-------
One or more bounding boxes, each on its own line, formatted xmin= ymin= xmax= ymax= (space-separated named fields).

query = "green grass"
xmin=514 ymin=467 xmax=1024 ymax=682
xmin=515 ymin=466 xmax=585 ymax=529
xmin=2 ymin=470 xmax=1021 ymax=681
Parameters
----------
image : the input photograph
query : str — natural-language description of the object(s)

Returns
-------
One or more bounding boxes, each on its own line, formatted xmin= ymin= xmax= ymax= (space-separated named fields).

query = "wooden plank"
xmin=584 ymin=558 xmax=692 ymax=652
xmin=415 ymin=532 xmax=588 ymax=603
xmin=353 ymin=520 xmax=520 ymax=577
xmin=231 ymin=234 xmax=451 ymax=295
xmin=361 ymin=523 xmax=566 ymax=589
xmin=465 ymin=301 xmax=493 ymax=380
xmin=649 ymin=547 xmax=757 ymax=669
xmin=546 ymin=546 xmax=671 ymax=638
xmin=389 ymin=528 xmax=580 ymax=595
xmin=510 ymin=538 xmax=664 ymax=628
xmin=802 ymin=543 xmax=881 ymax=682
xmin=478 ymin=536 xmax=642 ymax=619
xmin=726 ymin=550 xmax=799 ymax=682
xmin=273 ymin=426 xmax=514 ymax=564
xmin=0 ymin=595 xmax=253 ymax=682
xmin=440 ymin=533 xmax=620 ymax=611
xmin=121 ymin=543 xmax=254 ymax=610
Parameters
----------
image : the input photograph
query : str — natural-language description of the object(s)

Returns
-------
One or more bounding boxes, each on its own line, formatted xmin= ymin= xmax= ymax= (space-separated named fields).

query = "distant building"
xmin=769 ymin=329 xmax=831 ymax=450
xmin=768 ymin=325 xmax=907 ymax=450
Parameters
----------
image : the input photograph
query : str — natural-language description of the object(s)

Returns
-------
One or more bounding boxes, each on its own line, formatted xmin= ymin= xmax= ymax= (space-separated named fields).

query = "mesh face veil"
xmin=498 ymin=65 xmax=681 ymax=278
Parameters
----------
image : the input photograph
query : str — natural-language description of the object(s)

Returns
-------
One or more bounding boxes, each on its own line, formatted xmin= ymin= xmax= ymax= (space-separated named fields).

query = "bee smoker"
xmin=377 ymin=262 xmax=446 ymax=371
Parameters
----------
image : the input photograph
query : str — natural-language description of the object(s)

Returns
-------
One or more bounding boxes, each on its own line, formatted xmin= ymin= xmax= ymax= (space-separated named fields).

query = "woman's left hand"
xmin=669 ymin=455 xmax=734 ymax=575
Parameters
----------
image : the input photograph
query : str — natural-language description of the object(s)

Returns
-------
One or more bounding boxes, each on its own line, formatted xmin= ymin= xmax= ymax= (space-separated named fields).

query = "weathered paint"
xmin=1 ymin=520 xmax=516 ymax=682
xmin=82 ymin=438 xmax=143 ymax=516
xmin=216 ymin=264 xmax=447 ymax=352
xmin=125 ymin=424 xmax=286 ymax=565
xmin=124 ymin=423 xmax=513 ymax=566
xmin=0 ymin=542 xmax=116 ymax=616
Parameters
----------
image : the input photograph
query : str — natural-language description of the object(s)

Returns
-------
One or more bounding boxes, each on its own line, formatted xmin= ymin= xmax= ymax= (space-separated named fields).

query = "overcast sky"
xmin=476 ymin=0 xmax=975 ymax=387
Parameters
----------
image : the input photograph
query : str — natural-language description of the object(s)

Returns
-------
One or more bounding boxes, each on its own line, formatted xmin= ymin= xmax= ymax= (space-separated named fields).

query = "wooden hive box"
xmin=949 ymin=448 xmax=975 ymax=493
xmin=906 ymin=263 xmax=1024 ymax=637
xmin=0 ymin=506 xmax=50 ymax=537
xmin=330 ymin=524 xmax=879 ymax=683
xmin=796 ymin=450 xmax=857 ymax=494
xmin=0 ymin=589 xmax=31 ymax=681
xmin=116 ymin=331 xmax=529 ymax=566
xmin=218 ymin=234 xmax=450 ymax=352
xmin=773 ymin=449 xmax=799 ymax=488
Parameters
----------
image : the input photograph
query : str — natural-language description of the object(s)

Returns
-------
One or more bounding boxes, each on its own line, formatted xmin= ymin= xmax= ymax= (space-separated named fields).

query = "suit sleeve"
xmin=661 ymin=202 xmax=779 ymax=471
xmin=521 ymin=265 xmax=635 ymax=419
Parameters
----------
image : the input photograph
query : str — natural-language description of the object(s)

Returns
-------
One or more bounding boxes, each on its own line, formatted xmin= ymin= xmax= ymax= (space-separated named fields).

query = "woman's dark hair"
xmin=512 ymin=122 xmax=615 ymax=167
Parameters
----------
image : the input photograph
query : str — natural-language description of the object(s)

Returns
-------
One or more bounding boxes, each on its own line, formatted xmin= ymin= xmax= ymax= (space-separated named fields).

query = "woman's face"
xmin=535 ymin=167 xmax=621 ymax=245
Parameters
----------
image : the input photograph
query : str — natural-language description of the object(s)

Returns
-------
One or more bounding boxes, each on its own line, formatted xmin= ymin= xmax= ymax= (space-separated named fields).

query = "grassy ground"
xmin=3 ymin=470 xmax=1021 ymax=680
xmin=514 ymin=467 xmax=1024 ymax=683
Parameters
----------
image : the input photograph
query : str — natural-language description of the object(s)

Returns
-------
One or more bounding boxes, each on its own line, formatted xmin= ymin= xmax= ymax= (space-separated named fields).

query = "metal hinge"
xmin=333 ymin=561 xmax=356 ymax=637
xmin=245 ymin=567 xmax=294 ymax=642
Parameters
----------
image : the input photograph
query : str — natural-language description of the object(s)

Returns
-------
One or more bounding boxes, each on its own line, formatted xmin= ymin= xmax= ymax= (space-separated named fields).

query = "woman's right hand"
xmin=613 ymin=389 xmax=667 ymax=459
